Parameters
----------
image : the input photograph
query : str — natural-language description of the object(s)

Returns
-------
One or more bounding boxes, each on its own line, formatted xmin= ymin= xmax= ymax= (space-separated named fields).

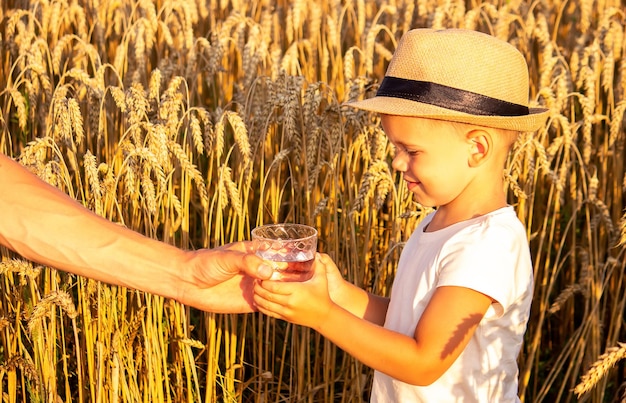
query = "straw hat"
xmin=346 ymin=29 xmax=549 ymax=132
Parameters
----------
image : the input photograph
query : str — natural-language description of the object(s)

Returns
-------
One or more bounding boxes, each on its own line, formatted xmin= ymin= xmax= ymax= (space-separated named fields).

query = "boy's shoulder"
xmin=456 ymin=206 xmax=524 ymax=235
xmin=418 ymin=207 xmax=527 ymax=248
xmin=445 ymin=208 xmax=529 ymax=257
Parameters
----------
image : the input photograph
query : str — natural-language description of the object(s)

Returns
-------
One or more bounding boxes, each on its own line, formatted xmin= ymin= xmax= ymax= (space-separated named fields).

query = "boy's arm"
xmin=319 ymin=286 xmax=491 ymax=385
xmin=0 ymin=153 xmax=270 ymax=313
xmin=318 ymin=253 xmax=390 ymax=325
xmin=329 ymin=281 xmax=390 ymax=325
xmin=255 ymin=269 xmax=491 ymax=385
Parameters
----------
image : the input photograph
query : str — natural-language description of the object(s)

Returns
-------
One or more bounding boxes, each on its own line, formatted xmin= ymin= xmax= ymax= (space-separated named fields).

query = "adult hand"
xmin=178 ymin=241 xmax=273 ymax=313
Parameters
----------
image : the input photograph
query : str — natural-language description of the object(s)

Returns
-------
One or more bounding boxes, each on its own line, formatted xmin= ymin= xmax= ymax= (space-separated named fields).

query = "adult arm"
xmin=0 ymin=153 xmax=271 ymax=313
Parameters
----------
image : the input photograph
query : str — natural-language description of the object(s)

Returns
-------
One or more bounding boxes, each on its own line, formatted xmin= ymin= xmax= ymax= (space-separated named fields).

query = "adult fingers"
xmin=219 ymin=240 xmax=256 ymax=254
xmin=240 ymin=252 xmax=273 ymax=280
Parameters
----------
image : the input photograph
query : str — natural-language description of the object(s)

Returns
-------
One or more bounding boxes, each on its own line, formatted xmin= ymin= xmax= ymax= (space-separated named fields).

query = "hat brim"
xmin=345 ymin=96 xmax=549 ymax=132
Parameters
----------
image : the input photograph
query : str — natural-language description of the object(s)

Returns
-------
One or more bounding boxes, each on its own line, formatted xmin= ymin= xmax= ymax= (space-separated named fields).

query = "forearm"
xmin=332 ymin=280 xmax=390 ymax=325
xmin=316 ymin=304 xmax=440 ymax=385
xmin=0 ymin=155 xmax=188 ymax=300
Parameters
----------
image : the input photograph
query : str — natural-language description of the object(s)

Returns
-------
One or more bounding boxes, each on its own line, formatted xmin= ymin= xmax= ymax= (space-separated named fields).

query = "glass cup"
xmin=251 ymin=223 xmax=318 ymax=282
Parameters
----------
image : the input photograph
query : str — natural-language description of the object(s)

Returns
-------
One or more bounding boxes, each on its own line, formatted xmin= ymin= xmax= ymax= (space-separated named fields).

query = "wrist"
xmin=330 ymin=279 xmax=359 ymax=306
xmin=169 ymin=249 xmax=198 ymax=304
xmin=315 ymin=302 xmax=343 ymax=335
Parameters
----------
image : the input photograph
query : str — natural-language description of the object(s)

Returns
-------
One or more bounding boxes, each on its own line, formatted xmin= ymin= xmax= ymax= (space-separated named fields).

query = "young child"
xmin=253 ymin=28 xmax=549 ymax=402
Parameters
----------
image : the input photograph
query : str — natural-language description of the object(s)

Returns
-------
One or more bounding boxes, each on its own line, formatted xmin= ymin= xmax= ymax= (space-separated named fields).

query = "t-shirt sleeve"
xmin=435 ymin=221 xmax=532 ymax=318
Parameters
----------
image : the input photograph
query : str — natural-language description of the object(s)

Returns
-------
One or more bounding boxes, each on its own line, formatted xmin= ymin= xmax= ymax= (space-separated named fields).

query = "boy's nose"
xmin=391 ymin=152 xmax=407 ymax=172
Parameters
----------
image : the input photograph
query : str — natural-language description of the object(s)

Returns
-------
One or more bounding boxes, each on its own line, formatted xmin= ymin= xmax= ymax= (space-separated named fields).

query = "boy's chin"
xmin=411 ymin=197 xmax=435 ymax=209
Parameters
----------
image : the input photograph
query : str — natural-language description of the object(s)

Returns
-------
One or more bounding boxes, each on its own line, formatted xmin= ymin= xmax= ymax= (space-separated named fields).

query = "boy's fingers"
xmin=257 ymin=304 xmax=284 ymax=320
xmin=259 ymin=279 xmax=294 ymax=295
xmin=253 ymin=289 xmax=287 ymax=318
xmin=254 ymin=281 xmax=283 ymax=303
xmin=257 ymin=285 xmax=275 ymax=302
xmin=317 ymin=253 xmax=334 ymax=267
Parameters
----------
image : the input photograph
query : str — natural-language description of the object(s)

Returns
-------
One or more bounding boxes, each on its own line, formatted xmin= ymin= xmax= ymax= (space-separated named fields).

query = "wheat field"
xmin=1 ymin=0 xmax=625 ymax=401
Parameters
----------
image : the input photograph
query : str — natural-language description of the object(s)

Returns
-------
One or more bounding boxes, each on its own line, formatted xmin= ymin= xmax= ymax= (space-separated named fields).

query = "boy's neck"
xmin=425 ymin=192 xmax=508 ymax=232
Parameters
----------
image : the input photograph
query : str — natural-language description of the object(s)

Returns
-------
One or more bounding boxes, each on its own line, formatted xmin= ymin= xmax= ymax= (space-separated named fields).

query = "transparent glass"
xmin=251 ymin=224 xmax=317 ymax=282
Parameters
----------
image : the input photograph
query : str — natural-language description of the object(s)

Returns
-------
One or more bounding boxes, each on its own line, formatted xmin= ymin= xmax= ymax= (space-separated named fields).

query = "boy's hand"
xmin=316 ymin=253 xmax=347 ymax=303
xmin=253 ymin=254 xmax=334 ymax=329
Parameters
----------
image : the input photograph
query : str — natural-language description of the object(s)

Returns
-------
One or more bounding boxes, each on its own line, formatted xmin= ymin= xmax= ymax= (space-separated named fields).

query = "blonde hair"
xmin=426 ymin=118 xmax=519 ymax=150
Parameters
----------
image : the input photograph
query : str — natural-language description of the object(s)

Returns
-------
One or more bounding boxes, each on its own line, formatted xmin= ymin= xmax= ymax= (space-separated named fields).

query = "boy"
xmin=253 ymin=29 xmax=549 ymax=401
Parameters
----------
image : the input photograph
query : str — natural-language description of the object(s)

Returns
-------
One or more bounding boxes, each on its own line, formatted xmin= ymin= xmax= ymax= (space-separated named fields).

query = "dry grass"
xmin=1 ymin=0 xmax=625 ymax=401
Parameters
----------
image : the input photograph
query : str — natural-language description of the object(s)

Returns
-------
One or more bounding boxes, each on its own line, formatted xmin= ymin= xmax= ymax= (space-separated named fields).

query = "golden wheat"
xmin=575 ymin=343 xmax=626 ymax=397
xmin=1 ymin=0 xmax=625 ymax=401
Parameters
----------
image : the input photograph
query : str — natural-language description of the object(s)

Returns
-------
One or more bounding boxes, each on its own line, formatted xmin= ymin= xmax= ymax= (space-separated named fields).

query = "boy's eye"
xmin=391 ymin=143 xmax=420 ymax=156
xmin=403 ymin=147 xmax=420 ymax=156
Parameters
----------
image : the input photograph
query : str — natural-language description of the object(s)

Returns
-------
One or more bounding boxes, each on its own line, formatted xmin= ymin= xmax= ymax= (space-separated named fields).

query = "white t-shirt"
xmin=370 ymin=206 xmax=533 ymax=403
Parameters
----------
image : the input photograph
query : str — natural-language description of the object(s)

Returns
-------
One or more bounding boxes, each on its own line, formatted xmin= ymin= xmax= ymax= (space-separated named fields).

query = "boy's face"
xmin=381 ymin=115 xmax=475 ymax=208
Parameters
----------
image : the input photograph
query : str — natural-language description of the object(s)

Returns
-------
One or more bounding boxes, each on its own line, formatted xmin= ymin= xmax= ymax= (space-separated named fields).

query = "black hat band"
xmin=376 ymin=76 xmax=530 ymax=117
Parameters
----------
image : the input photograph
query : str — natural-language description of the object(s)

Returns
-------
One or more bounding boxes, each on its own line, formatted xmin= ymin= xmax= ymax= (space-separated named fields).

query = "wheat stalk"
xmin=28 ymin=290 xmax=78 ymax=334
xmin=575 ymin=342 xmax=626 ymax=397
xmin=2 ymin=0 xmax=626 ymax=401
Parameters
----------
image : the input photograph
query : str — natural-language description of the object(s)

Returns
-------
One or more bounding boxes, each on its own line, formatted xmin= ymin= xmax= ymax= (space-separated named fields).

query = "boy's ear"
xmin=466 ymin=129 xmax=491 ymax=167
